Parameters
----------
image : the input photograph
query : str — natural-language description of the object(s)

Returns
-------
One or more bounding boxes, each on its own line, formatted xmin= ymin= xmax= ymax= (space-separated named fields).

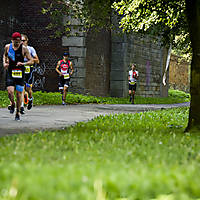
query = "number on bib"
xmin=12 ymin=70 xmax=22 ymax=78
xmin=130 ymin=81 xmax=136 ymax=85
xmin=25 ymin=66 xmax=30 ymax=74
xmin=64 ymin=74 xmax=70 ymax=79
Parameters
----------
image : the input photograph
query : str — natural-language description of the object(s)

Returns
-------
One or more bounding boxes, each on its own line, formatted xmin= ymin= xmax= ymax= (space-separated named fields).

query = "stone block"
xmin=72 ymin=58 xmax=85 ymax=68
xmin=69 ymin=47 xmax=86 ymax=57
xmin=74 ymin=67 xmax=85 ymax=78
xmin=111 ymin=62 xmax=125 ymax=70
xmin=110 ymin=70 xmax=125 ymax=81
xmin=110 ymin=80 xmax=124 ymax=90
xmin=62 ymin=36 xmax=85 ymax=47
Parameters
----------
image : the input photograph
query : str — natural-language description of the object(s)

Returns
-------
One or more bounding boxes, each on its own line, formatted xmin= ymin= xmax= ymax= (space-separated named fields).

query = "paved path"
xmin=0 ymin=102 xmax=190 ymax=136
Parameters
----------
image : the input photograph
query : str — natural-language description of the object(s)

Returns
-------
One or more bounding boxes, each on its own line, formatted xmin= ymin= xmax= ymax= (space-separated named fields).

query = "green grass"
xmin=0 ymin=89 xmax=190 ymax=108
xmin=0 ymin=107 xmax=200 ymax=200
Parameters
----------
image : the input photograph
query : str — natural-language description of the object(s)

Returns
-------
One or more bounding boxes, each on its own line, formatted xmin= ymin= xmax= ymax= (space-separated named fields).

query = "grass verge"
xmin=0 ymin=89 xmax=190 ymax=108
xmin=0 ymin=107 xmax=200 ymax=200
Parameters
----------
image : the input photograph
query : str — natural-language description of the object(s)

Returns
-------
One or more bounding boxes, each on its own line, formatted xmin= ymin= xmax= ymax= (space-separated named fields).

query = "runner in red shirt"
xmin=56 ymin=52 xmax=74 ymax=105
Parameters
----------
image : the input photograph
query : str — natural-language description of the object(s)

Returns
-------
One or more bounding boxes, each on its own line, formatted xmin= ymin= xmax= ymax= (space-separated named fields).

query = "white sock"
xmin=21 ymin=101 xmax=24 ymax=107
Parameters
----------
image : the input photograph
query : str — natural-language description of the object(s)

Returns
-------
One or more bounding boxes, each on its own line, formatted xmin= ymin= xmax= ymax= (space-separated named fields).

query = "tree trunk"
xmin=185 ymin=0 xmax=200 ymax=131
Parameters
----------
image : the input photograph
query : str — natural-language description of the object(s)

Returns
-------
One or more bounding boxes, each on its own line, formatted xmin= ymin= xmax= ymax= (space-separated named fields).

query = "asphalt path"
xmin=0 ymin=102 xmax=190 ymax=137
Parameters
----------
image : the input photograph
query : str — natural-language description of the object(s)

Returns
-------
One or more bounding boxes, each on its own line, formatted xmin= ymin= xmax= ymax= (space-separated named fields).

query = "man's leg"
xmin=20 ymin=87 xmax=26 ymax=114
xmin=7 ymin=86 xmax=15 ymax=113
xmin=62 ymin=85 xmax=68 ymax=105
xmin=15 ymin=85 xmax=24 ymax=120
xmin=59 ymin=86 xmax=64 ymax=105
xmin=59 ymin=89 xmax=63 ymax=95
xmin=131 ymin=84 xmax=137 ymax=104
xmin=131 ymin=90 xmax=135 ymax=104
xmin=27 ymin=85 xmax=33 ymax=110
xmin=27 ymin=86 xmax=33 ymax=99
xmin=129 ymin=89 xmax=132 ymax=102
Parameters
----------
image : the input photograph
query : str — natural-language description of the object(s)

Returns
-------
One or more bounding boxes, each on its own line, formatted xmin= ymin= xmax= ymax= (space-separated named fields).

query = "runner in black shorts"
xmin=3 ymin=32 xmax=33 ymax=120
xmin=56 ymin=52 xmax=74 ymax=105
xmin=128 ymin=63 xmax=139 ymax=104
xmin=20 ymin=34 xmax=40 ymax=114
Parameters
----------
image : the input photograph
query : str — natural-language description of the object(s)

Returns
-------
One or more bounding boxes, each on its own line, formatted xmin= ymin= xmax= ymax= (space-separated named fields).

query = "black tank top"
xmin=8 ymin=43 xmax=25 ymax=76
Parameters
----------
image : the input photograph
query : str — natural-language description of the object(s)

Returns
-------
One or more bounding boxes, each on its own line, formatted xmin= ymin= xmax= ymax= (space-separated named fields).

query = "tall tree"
xmin=185 ymin=0 xmax=200 ymax=131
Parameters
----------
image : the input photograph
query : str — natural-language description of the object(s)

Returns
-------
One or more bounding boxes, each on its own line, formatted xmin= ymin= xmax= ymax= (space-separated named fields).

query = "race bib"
xmin=130 ymin=81 xmax=136 ymax=85
xmin=25 ymin=66 xmax=30 ymax=74
xmin=64 ymin=73 xmax=70 ymax=79
xmin=12 ymin=70 xmax=22 ymax=78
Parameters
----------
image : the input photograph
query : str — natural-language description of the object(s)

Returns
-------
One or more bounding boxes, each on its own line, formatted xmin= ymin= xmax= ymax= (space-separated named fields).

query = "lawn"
xmin=0 ymin=106 xmax=200 ymax=200
xmin=0 ymin=89 xmax=196 ymax=200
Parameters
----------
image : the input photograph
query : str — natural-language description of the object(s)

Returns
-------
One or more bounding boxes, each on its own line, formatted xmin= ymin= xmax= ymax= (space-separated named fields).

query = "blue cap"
xmin=63 ymin=52 xmax=69 ymax=56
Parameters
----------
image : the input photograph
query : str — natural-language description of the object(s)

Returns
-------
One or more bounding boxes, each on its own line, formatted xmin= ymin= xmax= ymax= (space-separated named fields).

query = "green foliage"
xmin=0 ymin=91 xmax=9 ymax=107
xmin=0 ymin=89 xmax=190 ymax=108
xmin=42 ymin=0 xmax=113 ymax=37
xmin=172 ymin=33 xmax=192 ymax=61
xmin=168 ymin=89 xmax=190 ymax=99
xmin=0 ymin=107 xmax=200 ymax=199
xmin=112 ymin=0 xmax=191 ymax=54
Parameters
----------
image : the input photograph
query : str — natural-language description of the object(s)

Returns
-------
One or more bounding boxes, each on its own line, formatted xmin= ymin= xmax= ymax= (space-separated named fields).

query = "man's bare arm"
xmin=56 ymin=61 xmax=62 ymax=76
xmin=33 ymin=54 xmax=40 ymax=64
xmin=23 ymin=46 xmax=34 ymax=66
xmin=128 ymin=74 xmax=130 ymax=81
xmin=70 ymin=62 xmax=74 ymax=76
xmin=3 ymin=45 xmax=9 ymax=69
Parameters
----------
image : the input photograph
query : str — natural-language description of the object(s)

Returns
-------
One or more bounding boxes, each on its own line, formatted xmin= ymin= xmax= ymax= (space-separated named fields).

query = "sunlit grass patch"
xmin=0 ymin=107 xmax=200 ymax=199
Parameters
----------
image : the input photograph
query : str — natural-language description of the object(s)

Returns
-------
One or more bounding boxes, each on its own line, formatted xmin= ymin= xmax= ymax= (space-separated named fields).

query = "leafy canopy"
xmin=42 ymin=0 xmax=113 ymax=37
xmin=112 ymin=0 xmax=191 ymax=57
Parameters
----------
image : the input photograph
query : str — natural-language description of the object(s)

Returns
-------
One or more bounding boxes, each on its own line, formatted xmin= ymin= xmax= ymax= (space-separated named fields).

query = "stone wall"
xmin=110 ymin=33 xmax=168 ymax=97
xmin=84 ymin=30 xmax=111 ymax=96
xmin=169 ymin=54 xmax=190 ymax=92
xmin=62 ymin=17 xmax=86 ymax=94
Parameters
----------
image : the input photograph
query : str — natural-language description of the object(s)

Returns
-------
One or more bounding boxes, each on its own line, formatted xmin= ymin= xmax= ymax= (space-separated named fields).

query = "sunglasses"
xmin=21 ymin=40 xmax=27 ymax=42
xmin=13 ymin=39 xmax=21 ymax=43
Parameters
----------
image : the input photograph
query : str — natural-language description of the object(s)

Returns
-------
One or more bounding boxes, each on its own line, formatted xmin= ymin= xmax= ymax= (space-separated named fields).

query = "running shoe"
xmin=20 ymin=107 xmax=25 ymax=114
xmin=15 ymin=113 xmax=20 ymax=121
xmin=27 ymin=100 xmax=33 ymax=110
xmin=8 ymin=104 xmax=15 ymax=114
xmin=62 ymin=102 xmax=67 ymax=106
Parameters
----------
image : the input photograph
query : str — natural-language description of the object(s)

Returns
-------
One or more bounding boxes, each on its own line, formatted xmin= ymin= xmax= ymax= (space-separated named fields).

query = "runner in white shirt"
xmin=20 ymin=34 xmax=39 ymax=114
xmin=128 ymin=63 xmax=139 ymax=104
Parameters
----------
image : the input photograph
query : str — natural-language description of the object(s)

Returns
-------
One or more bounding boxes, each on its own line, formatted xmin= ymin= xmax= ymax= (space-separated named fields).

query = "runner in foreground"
xmin=3 ymin=32 xmax=33 ymax=120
